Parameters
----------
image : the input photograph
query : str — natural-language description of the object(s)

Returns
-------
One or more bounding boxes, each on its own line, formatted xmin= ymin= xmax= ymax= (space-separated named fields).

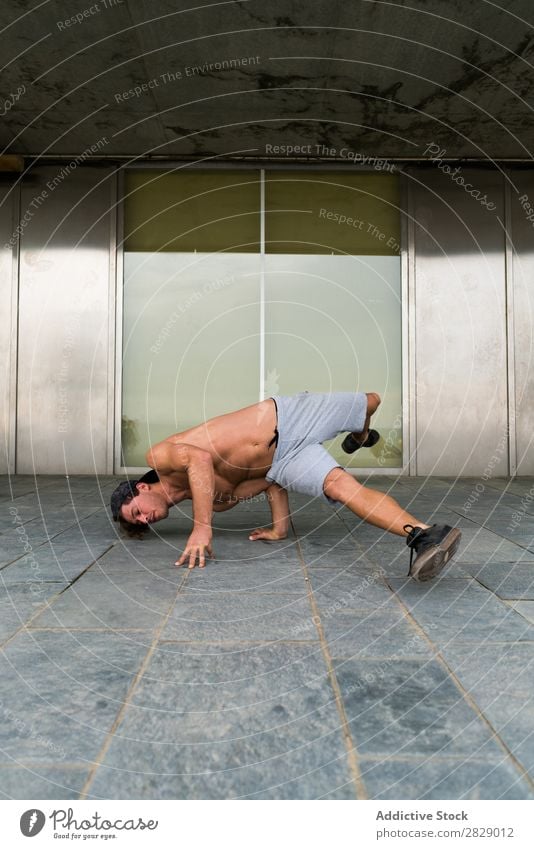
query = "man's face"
xmin=120 ymin=484 xmax=169 ymax=526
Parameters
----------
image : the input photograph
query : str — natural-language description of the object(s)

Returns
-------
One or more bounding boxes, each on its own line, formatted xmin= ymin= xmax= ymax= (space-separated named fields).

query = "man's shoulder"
xmin=145 ymin=439 xmax=192 ymax=471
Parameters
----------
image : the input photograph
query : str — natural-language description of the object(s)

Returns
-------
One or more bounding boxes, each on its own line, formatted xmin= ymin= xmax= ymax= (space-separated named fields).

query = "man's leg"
xmin=342 ymin=392 xmax=381 ymax=453
xmin=323 ymin=467 xmax=426 ymax=536
xmin=358 ymin=392 xmax=381 ymax=441
xmin=323 ymin=467 xmax=462 ymax=581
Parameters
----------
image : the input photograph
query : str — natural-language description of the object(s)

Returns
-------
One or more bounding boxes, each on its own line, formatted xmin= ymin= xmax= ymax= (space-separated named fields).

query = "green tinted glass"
xmin=124 ymin=170 xmax=261 ymax=252
xmin=265 ymin=172 xmax=400 ymax=255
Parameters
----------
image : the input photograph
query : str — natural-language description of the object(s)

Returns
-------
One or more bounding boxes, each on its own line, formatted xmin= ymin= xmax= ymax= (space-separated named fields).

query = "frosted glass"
xmin=264 ymin=255 xmax=402 ymax=468
xmin=122 ymin=252 xmax=261 ymax=466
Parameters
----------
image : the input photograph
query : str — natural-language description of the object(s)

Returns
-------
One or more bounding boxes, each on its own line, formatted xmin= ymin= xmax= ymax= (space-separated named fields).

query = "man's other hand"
xmin=176 ymin=528 xmax=214 ymax=569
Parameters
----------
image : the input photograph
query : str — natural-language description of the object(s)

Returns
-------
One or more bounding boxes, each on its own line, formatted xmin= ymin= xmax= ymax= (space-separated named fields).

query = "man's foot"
xmin=342 ymin=428 xmax=380 ymax=454
xmin=404 ymin=524 xmax=462 ymax=581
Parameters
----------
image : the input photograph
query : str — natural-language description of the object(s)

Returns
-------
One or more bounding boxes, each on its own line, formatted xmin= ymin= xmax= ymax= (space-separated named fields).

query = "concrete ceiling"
xmin=1 ymin=0 xmax=534 ymax=161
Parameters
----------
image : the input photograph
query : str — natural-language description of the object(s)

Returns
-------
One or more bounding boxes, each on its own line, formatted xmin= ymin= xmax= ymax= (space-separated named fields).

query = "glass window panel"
xmin=122 ymin=252 xmax=261 ymax=467
xmin=265 ymin=171 xmax=400 ymax=255
xmin=124 ymin=170 xmax=261 ymax=252
xmin=264 ymin=254 xmax=402 ymax=469
xmin=121 ymin=169 xmax=402 ymax=472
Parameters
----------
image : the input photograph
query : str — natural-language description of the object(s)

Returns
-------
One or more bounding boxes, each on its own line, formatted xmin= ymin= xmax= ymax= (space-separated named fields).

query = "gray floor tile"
xmin=0 ymin=606 xmax=39 ymax=643
xmin=334 ymin=658 xmax=503 ymax=759
xmin=130 ymin=641 xmax=333 ymax=711
xmin=361 ymin=756 xmax=533 ymax=800
xmin=390 ymin=578 xmax=534 ymax=643
xmin=484 ymin=479 xmax=534 ymax=499
xmin=0 ymin=582 xmax=66 ymax=606
xmin=0 ymin=766 xmax=90 ymax=800
xmin=86 ymin=643 xmax=354 ymax=799
xmin=0 ymin=584 xmax=67 ymax=641
xmin=323 ymin=609 xmax=434 ymax=659
xmin=0 ymin=544 xmax=112 ymax=584
xmin=30 ymin=571 xmax=178 ymax=630
xmin=299 ymin=540 xmax=376 ymax=570
xmin=467 ymin=562 xmax=534 ymax=599
xmin=439 ymin=642 xmax=534 ymax=772
xmin=507 ymin=601 xmax=534 ymax=624
xmin=87 ymin=753 xmax=356 ymax=800
xmin=1 ymin=520 xmax=54 ymax=547
xmin=453 ymin=528 xmax=527 ymax=564
xmin=309 ymin=567 xmax=399 ymax=611
xmin=0 ymin=630 xmax=149 ymax=762
xmin=163 ymin=592 xmax=317 ymax=641
xmin=181 ymin=560 xmax=305 ymax=595
xmin=0 ymin=541 xmax=36 ymax=568
xmin=91 ymin=541 xmax=184 ymax=573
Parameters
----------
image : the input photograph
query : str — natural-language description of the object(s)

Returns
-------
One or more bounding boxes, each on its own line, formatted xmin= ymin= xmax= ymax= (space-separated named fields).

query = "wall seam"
xmin=9 ymin=182 xmax=21 ymax=475
xmin=503 ymin=169 xmax=517 ymax=477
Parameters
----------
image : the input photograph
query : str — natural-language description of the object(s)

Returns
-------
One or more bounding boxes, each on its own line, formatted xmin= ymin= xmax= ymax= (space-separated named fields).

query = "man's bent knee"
xmin=323 ymin=467 xmax=363 ymax=502
xmin=366 ymin=392 xmax=381 ymax=415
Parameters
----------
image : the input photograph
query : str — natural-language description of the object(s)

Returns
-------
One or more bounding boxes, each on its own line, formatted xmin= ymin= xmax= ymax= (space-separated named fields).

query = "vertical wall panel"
xmin=17 ymin=166 xmax=115 ymax=474
xmin=410 ymin=169 xmax=508 ymax=476
xmin=510 ymin=171 xmax=534 ymax=475
xmin=0 ymin=184 xmax=17 ymax=473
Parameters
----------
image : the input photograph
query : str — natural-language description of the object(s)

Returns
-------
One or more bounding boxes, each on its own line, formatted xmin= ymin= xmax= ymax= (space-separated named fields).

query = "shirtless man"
xmin=110 ymin=391 xmax=461 ymax=581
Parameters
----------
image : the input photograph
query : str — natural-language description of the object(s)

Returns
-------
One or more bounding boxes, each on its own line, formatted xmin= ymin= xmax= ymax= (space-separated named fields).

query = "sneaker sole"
xmin=409 ymin=528 xmax=462 ymax=582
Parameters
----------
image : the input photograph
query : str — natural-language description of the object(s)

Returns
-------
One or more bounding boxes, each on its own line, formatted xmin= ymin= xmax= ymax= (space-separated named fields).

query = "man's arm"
xmin=249 ymin=483 xmax=290 ymax=541
xmin=146 ymin=442 xmax=215 ymax=569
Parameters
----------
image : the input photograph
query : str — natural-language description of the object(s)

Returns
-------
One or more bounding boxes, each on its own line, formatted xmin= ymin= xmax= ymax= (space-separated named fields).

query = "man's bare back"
xmin=156 ymin=398 xmax=278 ymax=493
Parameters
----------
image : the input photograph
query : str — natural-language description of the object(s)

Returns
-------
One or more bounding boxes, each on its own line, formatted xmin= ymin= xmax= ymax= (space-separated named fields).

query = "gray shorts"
xmin=266 ymin=391 xmax=368 ymax=503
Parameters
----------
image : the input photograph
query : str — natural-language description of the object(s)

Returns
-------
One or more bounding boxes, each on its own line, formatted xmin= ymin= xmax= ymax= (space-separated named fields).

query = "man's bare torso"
xmin=152 ymin=399 xmax=278 ymax=504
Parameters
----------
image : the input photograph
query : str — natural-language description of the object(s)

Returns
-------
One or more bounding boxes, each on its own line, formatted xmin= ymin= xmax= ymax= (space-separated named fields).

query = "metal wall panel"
xmin=17 ymin=166 xmax=116 ymax=474
xmin=410 ymin=169 xmax=508 ymax=476
xmin=0 ymin=183 xmax=17 ymax=473
xmin=510 ymin=171 xmax=534 ymax=475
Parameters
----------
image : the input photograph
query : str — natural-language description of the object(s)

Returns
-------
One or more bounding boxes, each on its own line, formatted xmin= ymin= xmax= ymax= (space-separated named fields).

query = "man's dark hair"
xmin=110 ymin=469 xmax=160 ymax=538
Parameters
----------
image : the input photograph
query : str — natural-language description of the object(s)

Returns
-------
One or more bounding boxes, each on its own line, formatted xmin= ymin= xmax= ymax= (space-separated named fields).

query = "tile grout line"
xmin=0 ymin=752 xmax=512 ymax=770
xmin=451 ymin=520 xmax=534 ymax=556
xmin=291 ymin=517 xmax=368 ymax=800
xmin=78 ymin=571 xmax=190 ymax=799
xmin=0 ymin=505 xmax=118 ymax=572
xmin=0 ymin=544 xmax=117 ymax=650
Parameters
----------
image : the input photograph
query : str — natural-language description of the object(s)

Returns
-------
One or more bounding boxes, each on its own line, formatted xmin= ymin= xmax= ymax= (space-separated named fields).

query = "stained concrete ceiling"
xmin=1 ymin=0 xmax=534 ymax=161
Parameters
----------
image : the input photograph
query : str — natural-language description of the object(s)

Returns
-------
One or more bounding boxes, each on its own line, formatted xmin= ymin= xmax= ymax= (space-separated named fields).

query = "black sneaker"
xmin=404 ymin=524 xmax=462 ymax=581
xmin=342 ymin=428 xmax=380 ymax=454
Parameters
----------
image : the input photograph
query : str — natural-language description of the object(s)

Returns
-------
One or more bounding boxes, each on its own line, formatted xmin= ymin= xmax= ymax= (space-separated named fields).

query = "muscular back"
xmin=149 ymin=398 xmax=278 ymax=488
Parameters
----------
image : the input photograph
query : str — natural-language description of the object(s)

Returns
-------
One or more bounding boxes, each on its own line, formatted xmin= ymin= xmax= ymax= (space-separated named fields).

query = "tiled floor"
xmin=1 ymin=474 xmax=533 ymax=800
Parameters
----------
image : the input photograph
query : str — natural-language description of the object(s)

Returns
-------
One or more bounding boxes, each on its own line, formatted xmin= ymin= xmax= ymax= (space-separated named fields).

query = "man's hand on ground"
xmin=176 ymin=528 xmax=214 ymax=569
xmin=249 ymin=527 xmax=288 ymax=541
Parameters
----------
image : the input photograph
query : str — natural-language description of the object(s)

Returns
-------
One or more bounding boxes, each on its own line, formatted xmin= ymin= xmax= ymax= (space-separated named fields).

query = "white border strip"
xmin=114 ymin=168 xmax=125 ymax=475
xmin=8 ymin=183 xmax=20 ymax=475
xmin=106 ymin=169 xmax=118 ymax=475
